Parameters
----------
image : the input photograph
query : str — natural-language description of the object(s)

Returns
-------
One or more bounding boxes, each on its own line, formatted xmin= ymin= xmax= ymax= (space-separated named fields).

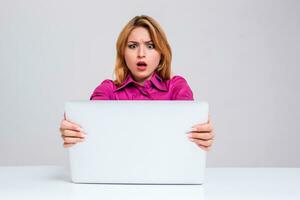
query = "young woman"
xmin=60 ymin=15 xmax=214 ymax=151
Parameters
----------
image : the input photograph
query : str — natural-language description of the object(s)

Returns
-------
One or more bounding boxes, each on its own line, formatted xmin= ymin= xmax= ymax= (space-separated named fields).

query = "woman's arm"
xmin=170 ymin=76 xmax=214 ymax=151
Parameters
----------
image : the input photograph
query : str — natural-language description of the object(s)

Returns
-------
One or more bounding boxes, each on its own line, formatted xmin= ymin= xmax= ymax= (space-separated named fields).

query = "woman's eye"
xmin=147 ymin=44 xmax=155 ymax=49
xmin=128 ymin=44 xmax=137 ymax=49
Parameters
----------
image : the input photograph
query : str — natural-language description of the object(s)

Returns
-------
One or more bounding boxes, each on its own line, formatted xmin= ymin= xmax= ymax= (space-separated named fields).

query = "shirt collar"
xmin=113 ymin=71 xmax=168 ymax=92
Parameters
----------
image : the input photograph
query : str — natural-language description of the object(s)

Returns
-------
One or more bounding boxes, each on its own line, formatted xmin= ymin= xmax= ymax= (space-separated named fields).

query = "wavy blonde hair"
xmin=114 ymin=15 xmax=172 ymax=86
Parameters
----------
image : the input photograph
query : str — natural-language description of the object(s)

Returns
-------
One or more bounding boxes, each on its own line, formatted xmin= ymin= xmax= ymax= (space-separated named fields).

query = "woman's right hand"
xmin=59 ymin=116 xmax=86 ymax=148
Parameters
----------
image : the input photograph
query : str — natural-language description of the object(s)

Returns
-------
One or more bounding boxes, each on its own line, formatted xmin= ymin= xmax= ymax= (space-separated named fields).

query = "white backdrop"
xmin=0 ymin=0 xmax=299 ymax=167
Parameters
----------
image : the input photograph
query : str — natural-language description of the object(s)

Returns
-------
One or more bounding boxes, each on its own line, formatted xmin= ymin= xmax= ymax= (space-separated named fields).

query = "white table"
xmin=0 ymin=166 xmax=299 ymax=200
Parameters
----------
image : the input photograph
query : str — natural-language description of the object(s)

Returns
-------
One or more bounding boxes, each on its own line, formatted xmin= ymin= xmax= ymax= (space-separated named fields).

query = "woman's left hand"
xmin=187 ymin=115 xmax=214 ymax=151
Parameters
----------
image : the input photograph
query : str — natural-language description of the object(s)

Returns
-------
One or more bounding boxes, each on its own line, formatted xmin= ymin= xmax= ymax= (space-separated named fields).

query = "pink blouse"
xmin=90 ymin=72 xmax=194 ymax=100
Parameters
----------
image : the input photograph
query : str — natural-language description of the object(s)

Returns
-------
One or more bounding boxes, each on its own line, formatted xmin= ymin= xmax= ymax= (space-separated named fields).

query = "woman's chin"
xmin=132 ymin=71 xmax=153 ymax=83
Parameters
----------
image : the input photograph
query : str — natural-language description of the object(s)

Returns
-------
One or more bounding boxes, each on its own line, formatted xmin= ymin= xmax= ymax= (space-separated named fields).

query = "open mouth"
xmin=136 ymin=61 xmax=147 ymax=67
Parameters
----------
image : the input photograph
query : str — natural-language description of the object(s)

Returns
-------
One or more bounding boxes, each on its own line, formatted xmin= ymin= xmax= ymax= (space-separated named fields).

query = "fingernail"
xmin=191 ymin=127 xmax=197 ymax=132
xmin=189 ymin=138 xmax=194 ymax=142
xmin=77 ymin=127 xmax=84 ymax=132
xmin=187 ymin=133 xmax=192 ymax=138
xmin=81 ymin=133 xmax=86 ymax=138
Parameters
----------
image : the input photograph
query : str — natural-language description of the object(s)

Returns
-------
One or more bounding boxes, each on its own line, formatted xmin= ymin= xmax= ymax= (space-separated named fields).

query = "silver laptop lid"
xmin=65 ymin=101 xmax=208 ymax=184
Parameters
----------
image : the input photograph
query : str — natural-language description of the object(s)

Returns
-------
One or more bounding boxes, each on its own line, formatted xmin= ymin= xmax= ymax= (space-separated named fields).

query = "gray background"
xmin=0 ymin=0 xmax=299 ymax=167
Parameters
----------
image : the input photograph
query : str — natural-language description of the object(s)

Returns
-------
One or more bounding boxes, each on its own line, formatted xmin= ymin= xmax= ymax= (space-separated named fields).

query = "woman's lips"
xmin=136 ymin=61 xmax=147 ymax=71
xmin=137 ymin=65 xmax=147 ymax=71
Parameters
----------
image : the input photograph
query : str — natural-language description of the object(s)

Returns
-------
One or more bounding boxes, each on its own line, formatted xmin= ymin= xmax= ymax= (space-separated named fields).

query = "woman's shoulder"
xmin=94 ymin=79 xmax=117 ymax=90
xmin=90 ymin=79 xmax=116 ymax=100
xmin=170 ymin=74 xmax=188 ymax=80
xmin=168 ymin=74 xmax=190 ymax=87
xmin=167 ymin=74 xmax=194 ymax=100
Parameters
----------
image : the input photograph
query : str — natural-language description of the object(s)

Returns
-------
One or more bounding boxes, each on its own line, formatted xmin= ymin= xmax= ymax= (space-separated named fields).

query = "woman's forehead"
xmin=127 ymin=27 xmax=152 ymax=42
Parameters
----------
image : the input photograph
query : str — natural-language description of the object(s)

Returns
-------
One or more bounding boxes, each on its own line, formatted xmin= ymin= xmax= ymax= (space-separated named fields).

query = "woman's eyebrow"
xmin=128 ymin=40 xmax=153 ymax=44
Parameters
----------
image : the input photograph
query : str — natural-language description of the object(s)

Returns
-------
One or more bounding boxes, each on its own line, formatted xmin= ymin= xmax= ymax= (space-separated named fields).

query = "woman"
xmin=60 ymin=15 xmax=214 ymax=151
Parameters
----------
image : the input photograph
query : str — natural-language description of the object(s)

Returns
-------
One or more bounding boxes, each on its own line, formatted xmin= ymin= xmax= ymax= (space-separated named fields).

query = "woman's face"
xmin=124 ymin=27 xmax=161 ymax=85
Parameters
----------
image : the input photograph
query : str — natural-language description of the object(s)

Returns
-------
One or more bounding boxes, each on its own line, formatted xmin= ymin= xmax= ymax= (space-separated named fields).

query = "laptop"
xmin=65 ymin=101 xmax=209 ymax=184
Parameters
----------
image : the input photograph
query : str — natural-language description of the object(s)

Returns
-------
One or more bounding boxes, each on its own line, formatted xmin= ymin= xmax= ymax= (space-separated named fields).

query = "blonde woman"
xmin=60 ymin=15 xmax=214 ymax=151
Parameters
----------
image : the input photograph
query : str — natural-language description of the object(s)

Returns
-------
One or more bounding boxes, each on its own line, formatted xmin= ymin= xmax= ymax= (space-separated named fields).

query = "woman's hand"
xmin=187 ymin=115 xmax=214 ymax=151
xmin=59 ymin=114 xmax=87 ymax=148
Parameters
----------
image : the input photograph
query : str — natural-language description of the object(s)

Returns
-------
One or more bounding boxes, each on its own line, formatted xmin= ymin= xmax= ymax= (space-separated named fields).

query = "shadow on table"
xmin=53 ymin=168 xmax=205 ymax=200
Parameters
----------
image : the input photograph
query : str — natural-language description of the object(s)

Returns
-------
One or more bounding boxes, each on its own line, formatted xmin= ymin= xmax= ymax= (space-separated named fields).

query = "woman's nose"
xmin=137 ymin=46 xmax=146 ymax=58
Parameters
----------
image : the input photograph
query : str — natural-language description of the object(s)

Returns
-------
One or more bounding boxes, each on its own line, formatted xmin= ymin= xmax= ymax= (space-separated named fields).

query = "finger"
xmin=190 ymin=138 xmax=213 ymax=147
xmin=197 ymin=144 xmax=211 ymax=152
xmin=188 ymin=132 xmax=214 ymax=140
xmin=60 ymin=119 xmax=83 ymax=132
xmin=62 ymin=130 xmax=86 ymax=138
xmin=192 ymin=114 xmax=213 ymax=130
xmin=63 ymin=137 xmax=85 ymax=144
xmin=63 ymin=143 xmax=75 ymax=148
xmin=191 ymin=123 xmax=213 ymax=132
